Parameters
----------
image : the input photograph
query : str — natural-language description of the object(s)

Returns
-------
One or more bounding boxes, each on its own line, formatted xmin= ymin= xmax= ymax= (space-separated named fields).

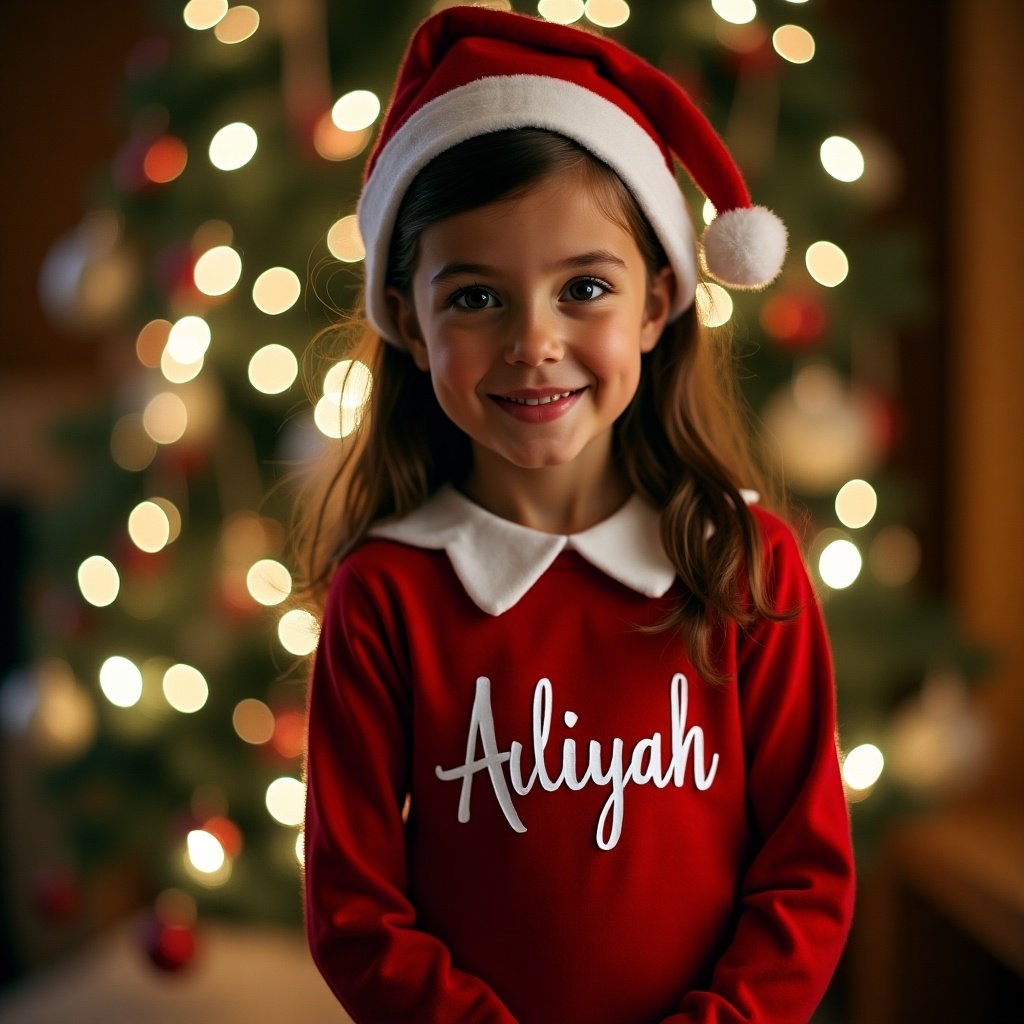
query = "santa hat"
xmin=358 ymin=6 xmax=786 ymax=345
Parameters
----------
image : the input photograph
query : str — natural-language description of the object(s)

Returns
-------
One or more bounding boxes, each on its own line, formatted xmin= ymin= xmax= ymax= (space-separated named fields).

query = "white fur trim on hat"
xmin=358 ymin=74 xmax=698 ymax=346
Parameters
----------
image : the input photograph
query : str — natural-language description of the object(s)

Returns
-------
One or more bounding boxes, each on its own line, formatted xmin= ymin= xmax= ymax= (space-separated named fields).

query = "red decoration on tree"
xmin=138 ymin=913 xmax=197 ymax=972
xmin=760 ymin=291 xmax=828 ymax=349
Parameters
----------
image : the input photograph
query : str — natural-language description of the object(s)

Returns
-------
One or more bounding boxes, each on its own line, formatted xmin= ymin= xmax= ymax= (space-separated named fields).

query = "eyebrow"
xmin=429 ymin=249 xmax=629 ymax=285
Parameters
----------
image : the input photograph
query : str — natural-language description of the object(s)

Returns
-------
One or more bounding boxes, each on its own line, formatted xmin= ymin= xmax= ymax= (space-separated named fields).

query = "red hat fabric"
xmin=358 ymin=6 xmax=786 ymax=345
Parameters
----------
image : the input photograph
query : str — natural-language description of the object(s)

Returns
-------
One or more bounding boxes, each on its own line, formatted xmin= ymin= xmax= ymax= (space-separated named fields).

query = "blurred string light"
xmin=161 ymin=347 xmax=204 ymax=385
xmin=805 ymin=241 xmax=849 ymax=287
xmin=315 ymin=359 xmax=373 ymax=439
xmin=584 ymin=0 xmax=630 ymax=28
xmin=248 ymin=344 xmax=298 ymax=394
xmin=209 ymin=122 xmax=257 ymax=171
xmin=295 ymin=831 xmax=305 ymax=866
xmin=820 ymin=136 xmax=865 ymax=182
xmin=327 ymin=215 xmax=365 ymax=263
xmin=818 ymin=536 xmax=862 ymax=589
xmin=265 ymin=777 xmax=305 ymax=826
xmin=185 ymin=828 xmax=231 ymax=885
xmin=136 ymin=319 xmax=171 ymax=368
xmin=277 ymin=609 xmax=319 ymax=656
xmin=233 ymin=697 xmax=275 ymax=745
xmin=162 ymin=663 xmax=209 ymax=714
xmin=331 ymin=90 xmax=381 ymax=133
xmin=193 ymin=245 xmax=242 ymax=296
xmin=143 ymin=392 xmax=188 ymax=445
xmin=78 ymin=555 xmax=120 ymax=607
xmin=213 ymin=5 xmax=259 ymax=44
xmin=538 ymin=0 xmax=584 ymax=25
xmin=313 ymin=117 xmax=371 ymax=162
xmin=842 ymin=743 xmax=884 ymax=794
xmin=835 ymin=479 xmax=877 ymax=529
xmin=783 ymin=0 xmax=810 ymax=5
xmin=99 ymin=656 xmax=143 ymax=708
xmin=702 ymin=199 xmax=716 ymax=226
xmin=128 ymin=500 xmax=175 ymax=553
xmin=166 ymin=315 xmax=211 ymax=363
xmin=143 ymin=137 xmax=188 ymax=184
xmin=183 ymin=0 xmax=227 ymax=31
xmin=246 ymin=559 xmax=292 ymax=606
xmin=772 ymin=24 xmax=815 ymax=63
xmin=111 ymin=414 xmax=158 ymax=471
xmin=695 ymin=282 xmax=734 ymax=328
xmin=711 ymin=0 xmax=757 ymax=26
xmin=252 ymin=267 xmax=301 ymax=315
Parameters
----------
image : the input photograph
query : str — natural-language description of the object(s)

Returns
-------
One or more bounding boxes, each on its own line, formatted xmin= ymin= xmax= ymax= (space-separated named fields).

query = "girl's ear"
xmin=385 ymin=286 xmax=430 ymax=371
xmin=640 ymin=265 xmax=676 ymax=353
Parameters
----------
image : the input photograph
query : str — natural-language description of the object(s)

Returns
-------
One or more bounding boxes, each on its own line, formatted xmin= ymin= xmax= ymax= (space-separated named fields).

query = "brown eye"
xmin=564 ymin=278 xmax=608 ymax=302
xmin=453 ymin=286 xmax=498 ymax=310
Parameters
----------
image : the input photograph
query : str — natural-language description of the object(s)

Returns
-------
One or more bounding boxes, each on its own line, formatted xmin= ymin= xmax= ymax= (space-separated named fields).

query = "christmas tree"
xmin=16 ymin=0 xmax=991 ymax=974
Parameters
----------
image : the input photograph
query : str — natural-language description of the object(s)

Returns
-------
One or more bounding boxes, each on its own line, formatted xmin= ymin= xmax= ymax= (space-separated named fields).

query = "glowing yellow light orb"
xmin=818 ymin=538 xmax=862 ymax=589
xmin=584 ymin=0 xmax=630 ymax=28
xmin=246 ymin=559 xmax=293 ymax=606
xmin=277 ymin=608 xmax=319 ymax=656
xmin=128 ymin=500 xmax=171 ymax=553
xmin=252 ymin=267 xmax=301 ymax=315
xmin=160 ymin=348 xmax=204 ymax=385
xmin=820 ymin=136 xmax=865 ymax=183
xmin=695 ymin=282 xmax=734 ymax=328
xmin=186 ymin=829 xmax=225 ymax=873
xmin=326 ymin=215 xmax=365 ymax=263
xmin=843 ymin=743 xmax=884 ymax=791
xmin=183 ymin=0 xmax=228 ymax=31
xmin=331 ymin=90 xmax=381 ymax=133
xmin=78 ymin=555 xmax=120 ymax=607
xmin=711 ymin=0 xmax=757 ymax=27
xmin=193 ymin=245 xmax=242 ymax=296
xmin=538 ymin=0 xmax=584 ymax=23
xmin=143 ymin=391 xmax=189 ymax=445
xmin=163 ymin=664 xmax=209 ymax=714
xmin=233 ymin=698 xmax=275 ymax=745
xmin=209 ymin=122 xmax=258 ymax=171
xmin=99 ymin=656 xmax=143 ymax=708
xmin=248 ymin=344 xmax=298 ymax=395
xmin=213 ymin=4 xmax=259 ymax=44
xmin=314 ymin=394 xmax=362 ymax=439
xmin=772 ymin=24 xmax=815 ymax=63
xmin=323 ymin=359 xmax=373 ymax=407
xmin=835 ymin=479 xmax=877 ymax=529
xmin=805 ymin=241 xmax=849 ymax=287
xmin=295 ymin=831 xmax=305 ymax=866
xmin=265 ymin=777 xmax=306 ymax=826
xmin=166 ymin=315 xmax=211 ymax=364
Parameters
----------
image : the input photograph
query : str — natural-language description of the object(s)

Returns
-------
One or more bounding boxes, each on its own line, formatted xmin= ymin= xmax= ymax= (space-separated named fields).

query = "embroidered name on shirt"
xmin=435 ymin=674 xmax=719 ymax=850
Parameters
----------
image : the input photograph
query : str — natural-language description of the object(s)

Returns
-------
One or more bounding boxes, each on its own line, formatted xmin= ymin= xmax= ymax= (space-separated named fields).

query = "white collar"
xmin=369 ymin=484 xmax=759 ymax=617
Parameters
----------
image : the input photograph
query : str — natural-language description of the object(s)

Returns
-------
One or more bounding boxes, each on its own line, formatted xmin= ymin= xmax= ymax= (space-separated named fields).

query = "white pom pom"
xmin=701 ymin=205 xmax=788 ymax=289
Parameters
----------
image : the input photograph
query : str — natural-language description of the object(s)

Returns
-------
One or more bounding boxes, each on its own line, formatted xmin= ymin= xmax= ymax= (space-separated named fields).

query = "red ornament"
xmin=272 ymin=708 xmax=307 ymax=760
xmin=139 ymin=913 xmax=197 ymax=972
xmin=760 ymin=292 xmax=828 ymax=349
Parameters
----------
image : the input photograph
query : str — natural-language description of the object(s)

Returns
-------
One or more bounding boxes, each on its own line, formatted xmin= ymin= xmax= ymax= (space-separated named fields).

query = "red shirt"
xmin=304 ymin=491 xmax=855 ymax=1023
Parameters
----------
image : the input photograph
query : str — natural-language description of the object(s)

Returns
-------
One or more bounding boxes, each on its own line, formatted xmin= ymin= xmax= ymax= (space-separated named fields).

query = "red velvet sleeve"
xmin=303 ymin=560 xmax=518 ymax=1023
xmin=661 ymin=512 xmax=856 ymax=1024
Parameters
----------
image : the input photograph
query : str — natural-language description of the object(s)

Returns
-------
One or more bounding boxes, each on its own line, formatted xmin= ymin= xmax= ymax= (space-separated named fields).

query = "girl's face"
xmin=387 ymin=169 xmax=674 ymax=496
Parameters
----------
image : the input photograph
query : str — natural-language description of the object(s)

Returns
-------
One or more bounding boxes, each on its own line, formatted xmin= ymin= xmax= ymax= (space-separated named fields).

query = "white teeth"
xmin=506 ymin=391 xmax=576 ymax=406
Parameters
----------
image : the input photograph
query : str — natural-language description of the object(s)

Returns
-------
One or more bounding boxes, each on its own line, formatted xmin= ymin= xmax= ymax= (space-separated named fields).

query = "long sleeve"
xmin=303 ymin=561 xmax=518 ymax=1024
xmin=661 ymin=514 xmax=856 ymax=1024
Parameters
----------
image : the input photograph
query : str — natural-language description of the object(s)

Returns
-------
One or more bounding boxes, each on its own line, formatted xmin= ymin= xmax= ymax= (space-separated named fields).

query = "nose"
xmin=504 ymin=301 xmax=565 ymax=366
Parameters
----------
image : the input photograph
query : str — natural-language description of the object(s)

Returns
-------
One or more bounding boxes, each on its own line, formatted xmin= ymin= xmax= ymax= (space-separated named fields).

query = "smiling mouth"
xmin=494 ymin=388 xmax=584 ymax=407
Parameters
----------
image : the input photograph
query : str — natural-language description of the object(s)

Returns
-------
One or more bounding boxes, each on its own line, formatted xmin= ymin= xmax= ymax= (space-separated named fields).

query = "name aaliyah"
xmin=436 ymin=674 xmax=719 ymax=850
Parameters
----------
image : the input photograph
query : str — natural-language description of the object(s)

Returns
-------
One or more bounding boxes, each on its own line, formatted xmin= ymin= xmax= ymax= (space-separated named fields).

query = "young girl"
xmin=300 ymin=8 xmax=855 ymax=1023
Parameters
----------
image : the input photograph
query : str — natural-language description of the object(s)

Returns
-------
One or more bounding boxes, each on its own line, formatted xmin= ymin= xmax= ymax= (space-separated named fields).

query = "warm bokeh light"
xmin=537 ymin=0 xmax=584 ymax=24
xmin=843 ymin=743 xmax=884 ymax=791
xmin=142 ymin=391 xmax=189 ymax=445
xmin=128 ymin=500 xmax=172 ymax=553
xmin=584 ymin=0 xmax=630 ymax=28
xmin=313 ymin=115 xmax=371 ymax=162
xmin=869 ymin=525 xmax=922 ymax=587
xmin=820 ymin=136 xmax=865 ymax=183
xmin=166 ymin=315 xmax=211 ymax=364
xmin=160 ymin=348 xmax=204 ymax=385
xmin=163 ymin=663 xmax=209 ymax=714
xmin=818 ymin=537 xmax=862 ymax=589
xmin=323 ymin=359 xmax=373 ymax=407
xmin=186 ymin=829 xmax=225 ymax=873
xmin=248 ymin=344 xmax=298 ymax=395
xmin=265 ymin=777 xmax=305 ymax=826
xmin=213 ymin=4 xmax=259 ymax=44
xmin=711 ymin=0 xmax=757 ymax=26
xmin=805 ymin=241 xmax=849 ymax=287
xmin=78 ymin=555 xmax=120 ymax=608
xmin=246 ymin=559 xmax=292 ymax=606
xmin=111 ymin=414 xmax=158 ymax=471
xmin=233 ymin=698 xmax=276 ymax=745
xmin=695 ymin=281 xmax=734 ymax=328
xmin=314 ymin=395 xmax=362 ymax=439
xmin=143 ymin=136 xmax=188 ymax=184
xmin=277 ymin=609 xmax=320 ymax=656
xmin=295 ymin=831 xmax=305 ymax=866
xmin=99 ymin=656 xmax=143 ymax=708
xmin=183 ymin=0 xmax=228 ymax=31
xmin=835 ymin=479 xmax=877 ymax=529
xmin=252 ymin=266 xmax=301 ymax=315
xmin=209 ymin=122 xmax=258 ymax=171
xmin=327 ymin=215 xmax=365 ymax=263
xmin=772 ymin=24 xmax=815 ymax=63
xmin=331 ymin=90 xmax=381 ymax=133
xmin=702 ymin=198 xmax=717 ymax=226
xmin=192 ymin=218 xmax=234 ymax=252
xmin=150 ymin=497 xmax=182 ymax=543
xmin=136 ymin=319 xmax=171 ymax=368
xmin=194 ymin=245 xmax=242 ymax=296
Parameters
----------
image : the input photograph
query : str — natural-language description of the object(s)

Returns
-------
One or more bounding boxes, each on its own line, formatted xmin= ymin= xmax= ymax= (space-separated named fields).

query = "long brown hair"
xmin=293 ymin=129 xmax=799 ymax=684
